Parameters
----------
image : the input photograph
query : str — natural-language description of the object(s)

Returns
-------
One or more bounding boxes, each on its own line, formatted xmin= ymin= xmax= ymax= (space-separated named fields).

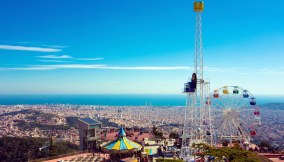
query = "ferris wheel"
xmin=207 ymin=86 xmax=261 ymax=148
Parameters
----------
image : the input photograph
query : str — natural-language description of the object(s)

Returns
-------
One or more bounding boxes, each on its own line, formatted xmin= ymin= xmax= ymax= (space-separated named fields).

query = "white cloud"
xmin=0 ymin=64 xmax=245 ymax=72
xmin=37 ymin=60 xmax=72 ymax=63
xmin=36 ymin=64 xmax=191 ymax=70
xmin=103 ymin=66 xmax=191 ymax=70
xmin=0 ymin=45 xmax=61 ymax=52
xmin=0 ymin=67 xmax=55 ymax=71
xmin=37 ymin=55 xmax=72 ymax=59
xmin=237 ymin=69 xmax=284 ymax=75
xmin=0 ymin=64 xmax=192 ymax=71
xmin=34 ymin=64 xmax=191 ymax=70
xmin=36 ymin=64 xmax=106 ymax=69
xmin=76 ymin=57 xmax=104 ymax=61
xmin=42 ymin=45 xmax=68 ymax=48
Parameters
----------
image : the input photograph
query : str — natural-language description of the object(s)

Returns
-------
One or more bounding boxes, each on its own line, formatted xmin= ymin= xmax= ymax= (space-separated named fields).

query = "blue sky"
xmin=0 ymin=0 xmax=284 ymax=94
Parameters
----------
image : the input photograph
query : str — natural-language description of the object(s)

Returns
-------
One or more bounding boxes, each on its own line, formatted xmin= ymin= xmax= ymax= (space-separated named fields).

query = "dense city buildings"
xmin=0 ymin=103 xmax=283 ymax=150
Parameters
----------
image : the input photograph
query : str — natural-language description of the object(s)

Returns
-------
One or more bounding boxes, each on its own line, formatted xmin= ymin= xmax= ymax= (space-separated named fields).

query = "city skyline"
xmin=0 ymin=0 xmax=284 ymax=95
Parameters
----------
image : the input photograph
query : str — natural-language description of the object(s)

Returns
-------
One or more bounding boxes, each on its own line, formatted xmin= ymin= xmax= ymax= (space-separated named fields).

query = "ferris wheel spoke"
xmin=235 ymin=99 xmax=249 ymax=111
xmin=229 ymin=93 xmax=235 ymax=108
xmin=232 ymin=118 xmax=247 ymax=138
xmin=219 ymin=114 xmax=228 ymax=134
xmin=226 ymin=93 xmax=234 ymax=109
xmin=231 ymin=93 xmax=243 ymax=110
xmin=238 ymin=118 xmax=251 ymax=132
xmin=218 ymin=95 xmax=230 ymax=110
xmin=231 ymin=88 xmax=245 ymax=110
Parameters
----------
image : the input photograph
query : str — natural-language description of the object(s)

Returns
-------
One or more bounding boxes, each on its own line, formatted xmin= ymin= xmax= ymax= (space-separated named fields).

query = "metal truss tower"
xmin=180 ymin=1 xmax=213 ymax=161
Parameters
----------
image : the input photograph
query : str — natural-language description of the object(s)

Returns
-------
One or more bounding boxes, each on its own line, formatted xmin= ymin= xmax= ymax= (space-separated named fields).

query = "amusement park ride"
xmin=180 ymin=1 xmax=261 ymax=161
xmin=210 ymin=86 xmax=261 ymax=148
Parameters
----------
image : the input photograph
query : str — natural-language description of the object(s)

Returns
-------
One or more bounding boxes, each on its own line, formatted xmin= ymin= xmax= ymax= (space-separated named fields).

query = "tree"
xmin=169 ymin=132 xmax=179 ymax=139
xmin=152 ymin=125 xmax=158 ymax=134
xmin=193 ymin=143 xmax=261 ymax=162
xmin=258 ymin=140 xmax=272 ymax=152
xmin=0 ymin=136 xmax=78 ymax=162
xmin=152 ymin=125 xmax=163 ymax=139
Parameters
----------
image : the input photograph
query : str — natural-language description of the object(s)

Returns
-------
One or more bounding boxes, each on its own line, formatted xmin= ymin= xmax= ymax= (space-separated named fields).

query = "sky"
xmin=0 ymin=0 xmax=284 ymax=95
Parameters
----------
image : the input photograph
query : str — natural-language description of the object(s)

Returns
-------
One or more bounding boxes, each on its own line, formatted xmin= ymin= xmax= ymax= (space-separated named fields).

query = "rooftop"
xmin=78 ymin=118 xmax=101 ymax=125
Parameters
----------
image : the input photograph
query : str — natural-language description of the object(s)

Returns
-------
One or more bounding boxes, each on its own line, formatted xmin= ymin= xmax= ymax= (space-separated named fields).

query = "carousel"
xmin=102 ymin=127 xmax=142 ymax=160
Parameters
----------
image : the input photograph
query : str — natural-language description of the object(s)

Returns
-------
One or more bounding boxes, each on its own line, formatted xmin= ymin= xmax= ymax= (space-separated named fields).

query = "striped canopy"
xmin=102 ymin=127 xmax=141 ymax=151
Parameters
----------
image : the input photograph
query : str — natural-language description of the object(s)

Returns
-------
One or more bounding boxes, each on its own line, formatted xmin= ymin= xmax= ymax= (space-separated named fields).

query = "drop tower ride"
xmin=180 ymin=1 xmax=213 ymax=161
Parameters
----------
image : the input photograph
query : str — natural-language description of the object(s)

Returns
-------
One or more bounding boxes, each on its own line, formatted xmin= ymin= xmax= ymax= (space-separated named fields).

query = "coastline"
xmin=0 ymin=94 xmax=283 ymax=106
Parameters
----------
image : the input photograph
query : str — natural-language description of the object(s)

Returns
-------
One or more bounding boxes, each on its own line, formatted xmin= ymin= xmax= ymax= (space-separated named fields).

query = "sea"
xmin=0 ymin=94 xmax=284 ymax=106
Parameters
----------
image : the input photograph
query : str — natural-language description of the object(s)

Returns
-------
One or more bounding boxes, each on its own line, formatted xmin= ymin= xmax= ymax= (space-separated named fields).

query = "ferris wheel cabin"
xmin=243 ymin=90 xmax=249 ymax=98
xmin=223 ymin=87 xmax=229 ymax=94
xmin=206 ymin=130 xmax=211 ymax=135
xmin=233 ymin=87 xmax=239 ymax=94
xmin=254 ymin=107 xmax=261 ymax=124
xmin=250 ymin=97 xmax=256 ymax=105
xmin=213 ymin=90 xmax=220 ymax=98
xmin=250 ymin=129 xmax=257 ymax=136
xmin=254 ymin=110 xmax=260 ymax=116
xmin=206 ymin=97 xmax=211 ymax=105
